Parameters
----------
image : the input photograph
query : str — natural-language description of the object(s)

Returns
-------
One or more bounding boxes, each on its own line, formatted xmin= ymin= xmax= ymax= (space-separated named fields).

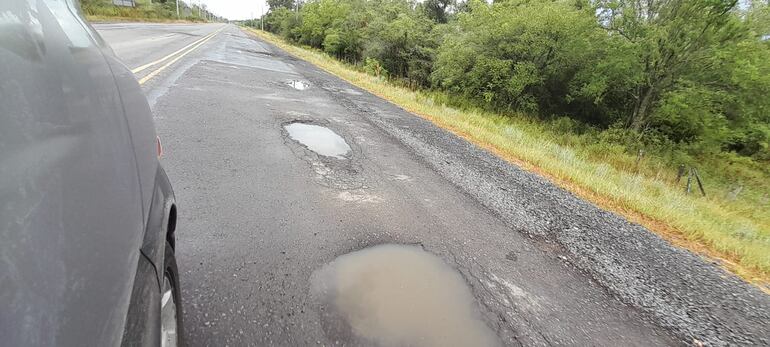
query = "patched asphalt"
xmin=97 ymin=23 xmax=769 ymax=346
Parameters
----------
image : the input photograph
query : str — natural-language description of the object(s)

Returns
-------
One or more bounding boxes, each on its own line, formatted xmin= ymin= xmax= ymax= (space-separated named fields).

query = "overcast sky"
xmin=183 ymin=0 xmax=269 ymax=20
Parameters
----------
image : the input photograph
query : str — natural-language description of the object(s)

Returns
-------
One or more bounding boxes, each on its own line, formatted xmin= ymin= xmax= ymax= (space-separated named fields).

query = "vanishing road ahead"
xmin=94 ymin=23 xmax=769 ymax=346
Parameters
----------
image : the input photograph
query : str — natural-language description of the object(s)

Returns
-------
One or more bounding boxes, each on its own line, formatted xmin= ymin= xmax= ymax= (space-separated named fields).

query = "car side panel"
xmin=0 ymin=0 xmax=144 ymax=345
xmin=121 ymin=252 xmax=162 ymax=346
xmin=102 ymin=50 xmax=159 ymax=221
xmin=122 ymin=166 xmax=176 ymax=344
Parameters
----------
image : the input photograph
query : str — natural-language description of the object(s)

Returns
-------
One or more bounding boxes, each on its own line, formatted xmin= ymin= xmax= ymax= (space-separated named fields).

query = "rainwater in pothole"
xmin=288 ymin=80 xmax=310 ymax=90
xmin=310 ymin=244 xmax=501 ymax=347
xmin=284 ymin=123 xmax=351 ymax=159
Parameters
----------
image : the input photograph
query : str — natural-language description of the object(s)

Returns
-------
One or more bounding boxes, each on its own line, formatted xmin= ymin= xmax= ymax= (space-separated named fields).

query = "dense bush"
xmin=262 ymin=0 xmax=442 ymax=86
xmin=433 ymin=0 xmax=630 ymax=122
xmin=254 ymin=0 xmax=770 ymax=162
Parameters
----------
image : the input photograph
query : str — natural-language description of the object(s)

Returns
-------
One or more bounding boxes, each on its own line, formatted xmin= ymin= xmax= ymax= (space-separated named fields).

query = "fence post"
xmin=693 ymin=168 xmax=706 ymax=197
xmin=676 ymin=164 xmax=686 ymax=183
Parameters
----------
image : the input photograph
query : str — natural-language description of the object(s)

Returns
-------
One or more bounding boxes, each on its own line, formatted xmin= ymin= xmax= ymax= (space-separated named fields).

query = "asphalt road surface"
xmin=94 ymin=23 xmax=770 ymax=346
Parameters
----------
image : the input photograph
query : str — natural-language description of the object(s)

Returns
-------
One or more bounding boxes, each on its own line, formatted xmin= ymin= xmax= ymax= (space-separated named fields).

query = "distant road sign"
xmin=112 ymin=0 xmax=135 ymax=7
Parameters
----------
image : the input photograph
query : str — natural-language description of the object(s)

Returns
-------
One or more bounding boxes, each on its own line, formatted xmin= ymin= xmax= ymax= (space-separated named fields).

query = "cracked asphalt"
xmin=95 ymin=23 xmax=770 ymax=346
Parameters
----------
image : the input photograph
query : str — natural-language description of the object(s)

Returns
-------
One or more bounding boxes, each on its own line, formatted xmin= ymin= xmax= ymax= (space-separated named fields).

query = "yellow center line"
xmin=131 ymin=26 xmax=224 ymax=74
xmin=138 ymin=27 xmax=224 ymax=85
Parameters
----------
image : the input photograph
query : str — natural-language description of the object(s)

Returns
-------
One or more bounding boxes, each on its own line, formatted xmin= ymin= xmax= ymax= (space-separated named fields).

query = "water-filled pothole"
xmin=284 ymin=123 xmax=351 ymax=159
xmin=288 ymin=80 xmax=310 ymax=90
xmin=310 ymin=244 xmax=501 ymax=347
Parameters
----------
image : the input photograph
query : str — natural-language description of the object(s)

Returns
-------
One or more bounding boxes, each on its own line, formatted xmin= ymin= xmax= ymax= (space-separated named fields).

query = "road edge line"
xmin=138 ymin=27 xmax=224 ymax=85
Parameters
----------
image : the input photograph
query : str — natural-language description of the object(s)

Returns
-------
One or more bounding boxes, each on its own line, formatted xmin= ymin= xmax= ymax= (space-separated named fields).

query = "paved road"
xmin=94 ymin=23 xmax=223 ymax=74
xmin=93 ymin=23 xmax=769 ymax=346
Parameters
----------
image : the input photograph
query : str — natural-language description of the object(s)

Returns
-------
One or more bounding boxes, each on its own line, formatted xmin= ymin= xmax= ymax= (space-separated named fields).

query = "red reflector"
xmin=156 ymin=136 xmax=163 ymax=158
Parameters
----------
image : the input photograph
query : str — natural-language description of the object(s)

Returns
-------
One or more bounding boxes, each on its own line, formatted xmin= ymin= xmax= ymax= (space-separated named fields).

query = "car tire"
xmin=161 ymin=241 xmax=184 ymax=347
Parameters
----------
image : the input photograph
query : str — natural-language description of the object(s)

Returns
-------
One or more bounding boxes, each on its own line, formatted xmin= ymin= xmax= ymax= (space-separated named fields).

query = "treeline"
xmin=256 ymin=0 xmax=770 ymax=161
xmin=81 ymin=0 xmax=223 ymax=22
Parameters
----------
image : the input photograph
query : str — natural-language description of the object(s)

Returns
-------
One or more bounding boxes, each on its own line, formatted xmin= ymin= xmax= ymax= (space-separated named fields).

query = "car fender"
xmin=141 ymin=164 xmax=177 ymax=284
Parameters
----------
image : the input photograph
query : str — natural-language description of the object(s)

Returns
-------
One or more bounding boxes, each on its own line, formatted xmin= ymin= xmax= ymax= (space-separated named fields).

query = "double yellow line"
xmin=134 ymin=26 xmax=225 ymax=85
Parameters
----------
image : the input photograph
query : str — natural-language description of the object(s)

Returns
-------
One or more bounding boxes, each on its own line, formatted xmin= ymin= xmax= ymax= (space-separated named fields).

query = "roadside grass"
xmin=81 ymin=0 xmax=203 ymax=23
xmin=85 ymin=15 xmax=200 ymax=23
xmin=244 ymin=28 xmax=770 ymax=287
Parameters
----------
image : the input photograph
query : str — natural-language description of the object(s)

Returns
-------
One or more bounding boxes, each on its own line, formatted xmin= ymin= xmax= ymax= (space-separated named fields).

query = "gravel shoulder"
xmin=244 ymin=30 xmax=770 ymax=346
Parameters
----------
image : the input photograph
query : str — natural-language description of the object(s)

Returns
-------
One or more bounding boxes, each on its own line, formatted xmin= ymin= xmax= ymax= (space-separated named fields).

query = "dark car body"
xmin=0 ymin=0 xmax=180 ymax=345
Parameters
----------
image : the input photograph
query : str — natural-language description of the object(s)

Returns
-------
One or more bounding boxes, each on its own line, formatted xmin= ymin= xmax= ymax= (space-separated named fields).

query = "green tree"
xmin=268 ymin=0 xmax=296 ymax=10
xmin=420 ymin=0 xmax=452 ymax=23
xmin=295 ymin=0 xmax=351 ymax=47
xmin=363 ymin=1 xmax=437 ymax=86
xmin=265 ymin=7 xmax=302 ymax=40
xmin=432 ymin=0 xmax=615 ymax=117
xmin=597 ymin=0 xmax=745 ymax=131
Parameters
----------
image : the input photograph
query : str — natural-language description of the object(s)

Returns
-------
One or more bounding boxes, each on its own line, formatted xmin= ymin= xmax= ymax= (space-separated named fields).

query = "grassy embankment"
xmin=244 ymin=28 xmax=770 ymax=288
xmin=80 ymin=0 xmax=206 ymax=23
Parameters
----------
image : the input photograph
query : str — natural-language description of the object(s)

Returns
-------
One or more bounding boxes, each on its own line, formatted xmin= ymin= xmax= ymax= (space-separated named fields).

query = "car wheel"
xmin=161 ymin=241 xmax=184 ymax=347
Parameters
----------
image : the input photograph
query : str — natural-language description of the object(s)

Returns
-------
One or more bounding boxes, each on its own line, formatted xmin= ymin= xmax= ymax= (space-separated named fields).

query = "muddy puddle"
xmin=284 ymin=123 xmax=351 ymax=159
xmin=288 ymin=80 xmax=310 ymax=90
xmin=310 ymin=244 xmax=501 ymax=347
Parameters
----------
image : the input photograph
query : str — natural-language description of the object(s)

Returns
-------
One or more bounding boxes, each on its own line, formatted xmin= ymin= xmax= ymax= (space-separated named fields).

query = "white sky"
xmin=182 ymin=0 xmax=269 ymax=20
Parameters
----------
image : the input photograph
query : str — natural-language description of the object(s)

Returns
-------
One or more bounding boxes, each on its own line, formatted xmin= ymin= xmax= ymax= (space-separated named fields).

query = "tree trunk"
xmin=631 ymin=86 xmax=655 ymax=132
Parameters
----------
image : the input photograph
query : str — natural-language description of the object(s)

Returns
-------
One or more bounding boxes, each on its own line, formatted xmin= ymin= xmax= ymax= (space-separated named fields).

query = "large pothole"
xmin=282 ymin=120 xmax=363 ymax=190
xmin=288 ymin=80 xmax=310 ymax=90
xmin=310 ymin=244 xmax=501 ymax=347
xmin=284 ymin=122 xmax=351 ymax=159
